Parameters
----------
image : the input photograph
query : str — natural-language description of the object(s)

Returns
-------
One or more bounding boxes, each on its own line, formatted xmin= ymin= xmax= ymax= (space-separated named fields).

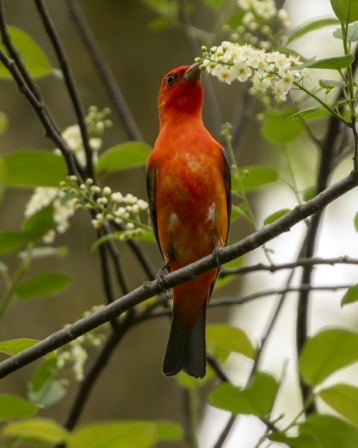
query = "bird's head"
xmin=158 ymin=62 xmax=203 ymax=128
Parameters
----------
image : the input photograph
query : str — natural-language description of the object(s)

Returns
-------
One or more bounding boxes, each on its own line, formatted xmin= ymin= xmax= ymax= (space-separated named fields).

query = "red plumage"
xmin=146 ymin=63 xmax=231 ymax=378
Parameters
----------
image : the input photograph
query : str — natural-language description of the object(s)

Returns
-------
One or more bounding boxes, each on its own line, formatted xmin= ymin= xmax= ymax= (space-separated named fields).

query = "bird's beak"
xmin=183 ymin=62 xmax=202 ymax=81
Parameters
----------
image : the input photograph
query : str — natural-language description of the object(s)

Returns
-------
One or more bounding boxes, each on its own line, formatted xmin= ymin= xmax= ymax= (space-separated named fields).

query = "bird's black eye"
xmin=166 ymin=74 xmax=176 ymax=85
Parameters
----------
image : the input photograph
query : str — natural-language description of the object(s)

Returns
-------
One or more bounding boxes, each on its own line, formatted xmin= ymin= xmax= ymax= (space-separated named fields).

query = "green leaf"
xmin=330 ymin=0 xmax=358 ymax=23
xmin=262 ymin=109 xmax=305 ymax=143
xmin=319 ymin=383 xmax=358 ymax=425
xmin=288 ymin=108 xmax=321 ymax=121
xmin=263 ymin=208 xmax=291 ymax=225
xmin=2 ymin=418 xmax=69 ymax=445
xmin=22 ymin=205 xmax=54 ymax=237
xmin=0 ymin=338 xmax=56 ymax=359
xmin=18 ymin=246 xmax=68 ymax=259
xmin=28 ymin=358 xmax=65 ymax=407
xmin=0 ymin=231 xmax=34 ymax=255
xmin=96 ymin=142 xmax=152 ymax=173
xmin=288 ymin=17 xmax=341 ymax=43
xmin=210 ymin=372 xmax=279 ymax=417
xmin=303 ymin=185 xmax=316 ymax=202
xmin=69 ymin=420 xmax=182 ymax=448
xmin=319 ymin=79 xmax=347 ymax=90
xmin=232 ymin=166 xmax=280 ymax=191
xmin=293 ymin=53 xmax=355 ymax=70
xmin=206 ymin=324 xmax=256 ymax=361
xmin=299 ymin=328 xmax=358 ymax=386
xmin=30 ymin=359 xmax=58 ymax=393
xmin=230 ymin=204 xmax=247 ymax=223
xmin=0 ymin=111 xmax=8 ymax=135
xmin=0 ymin=206 xmax=54 ymax=255
xmin=227 ymin=10 xmax=246 ymax=28
xmin=2 ymin=150 xmax=67 ymax=187
xmin=354 ymin=211 xmax=358 ymax=232
xmin=269 ymin=414 xmax=358 ymax=448
xmin=0 ymin=27 xmax=52 ymax=79
xmin=29 ymin=379 xmax=66 ymax=408
xmin=201 ymin=0 xmax=226 ymax=9
xmin=15 ymin=272 xmax=72 ymax=300
xmin=0 ymin=395 xmax=38 ymax=421
xmin=341 ymin=284 xmax=358 ymax=305
xmin=334 ymin=21 xmax=358 ymax=40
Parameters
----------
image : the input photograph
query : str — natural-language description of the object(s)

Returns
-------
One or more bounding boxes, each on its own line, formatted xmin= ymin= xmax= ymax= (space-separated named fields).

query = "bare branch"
xmin=220 ymin=256 xmax=358 ymax=277
xmin=34 ymin=0 xmax=95 ymax=180
xmin=0 ymin=47 xmax=79 ymax=176
xmin=0 ymin=172 xmax=355 ymax=378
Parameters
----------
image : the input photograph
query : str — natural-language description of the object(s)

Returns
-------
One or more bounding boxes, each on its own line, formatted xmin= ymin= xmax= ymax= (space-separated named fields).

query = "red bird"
xmin=146 ymin=62 xmax=231 ymax=378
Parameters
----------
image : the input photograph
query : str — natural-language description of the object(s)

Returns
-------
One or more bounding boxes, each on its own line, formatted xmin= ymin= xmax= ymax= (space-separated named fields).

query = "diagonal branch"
xmin=0 ymin=172 xmax=356 ymax=379
xmin=34 ymin=0 xmax=95 ymax=180
xmin=0 ymin=47 xmax=78 ymax=176
xmin=220 ymin=256 xmax=358 ymax=277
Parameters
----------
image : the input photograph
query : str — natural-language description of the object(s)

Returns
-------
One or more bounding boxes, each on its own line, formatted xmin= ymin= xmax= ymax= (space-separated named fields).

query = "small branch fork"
xmin=0 ymin=171 xmax=356 ymax=379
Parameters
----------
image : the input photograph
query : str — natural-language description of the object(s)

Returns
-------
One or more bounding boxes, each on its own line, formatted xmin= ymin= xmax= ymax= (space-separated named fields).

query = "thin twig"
xmin=209 ymin=284 xmax=353 ymax=308
xmin=0 ymin=172 xmax=356 ymax=378
xmin=113 ymin=222 xmax=157 ymax=281
xmin=64 ymin=0 xmax=143 ymax=142
xmin=34 ymin=0 xmax=95 ymax=180
xmin=181 ymin=388 xmax=198 ymax=448
xmin=220 ymin=255 xmax=358 ymax=277
xmin=212 ymin=415 xmax=237 ymax=448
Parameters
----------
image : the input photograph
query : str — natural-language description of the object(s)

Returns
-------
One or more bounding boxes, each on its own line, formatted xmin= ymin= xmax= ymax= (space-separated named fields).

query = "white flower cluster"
xmin=55 ymin=124 xmax=102 ymax=167
xmin=238 ymin=0 xmax=277 ymax=19
xmin=25 ymin=187 xmax=76 ymax=243
xmin=54 ymin=107 xmax=112 ymax=167
xmin=226 ymin=1 xmax=290 ymax=49
xmin=91 ymin=187 xmax=149 ymax=233
xmin=62 ymin=177 xmax=149 ymax=241
xmin=56 ymin=306 xmax=109 ymax=381
xmin=200 ymin=42 xmax=312 ymax=101
xmin=25 ymin=107 xmax=113 ymax=244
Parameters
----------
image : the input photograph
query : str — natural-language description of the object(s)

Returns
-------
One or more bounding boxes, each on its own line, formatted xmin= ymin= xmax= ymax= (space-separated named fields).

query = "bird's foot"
xmin=213 ymin=246 xmax=223 ymax=271
xmin=156 ymin=261 xmax=170 ymax=297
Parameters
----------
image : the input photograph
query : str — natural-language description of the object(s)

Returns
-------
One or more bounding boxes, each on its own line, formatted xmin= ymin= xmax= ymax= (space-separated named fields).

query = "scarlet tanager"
xmin=146 ymin=62 xmax=231 ymax=378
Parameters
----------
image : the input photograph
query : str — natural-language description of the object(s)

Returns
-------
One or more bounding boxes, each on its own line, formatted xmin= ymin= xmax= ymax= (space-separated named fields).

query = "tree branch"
xmin=34 ymin=0 xmax=95 ymax=180
xmin=0 ymin=47 xmax=79 ymax=176
xmin=220 ymin=256 xmax=358 ymax=277
xmin=0 ymin=172 xmax=356 ymax=378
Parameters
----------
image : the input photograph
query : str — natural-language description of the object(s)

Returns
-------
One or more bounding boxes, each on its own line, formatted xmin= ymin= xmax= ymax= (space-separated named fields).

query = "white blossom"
xmin=201 ymin=41 xmax=308 ymax=101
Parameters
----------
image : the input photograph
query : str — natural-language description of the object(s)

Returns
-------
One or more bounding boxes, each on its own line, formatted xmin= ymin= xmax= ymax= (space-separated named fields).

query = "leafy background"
xmin=2 ymin=0 xmax=358 ymax=447
xmin=0 ymin=0 xmax=248 ymax=440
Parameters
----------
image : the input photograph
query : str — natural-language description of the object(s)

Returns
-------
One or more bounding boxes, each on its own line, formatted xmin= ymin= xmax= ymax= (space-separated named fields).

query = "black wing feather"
xmin=146 ymin=167 xmax=164 ymax=260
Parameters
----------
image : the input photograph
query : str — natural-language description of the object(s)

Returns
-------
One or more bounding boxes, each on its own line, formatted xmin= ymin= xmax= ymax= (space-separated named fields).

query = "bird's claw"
xmin=156 ymin=262 xmax=170 ymax=298
xmin=213 ymin=246 xmax=223 ymax=271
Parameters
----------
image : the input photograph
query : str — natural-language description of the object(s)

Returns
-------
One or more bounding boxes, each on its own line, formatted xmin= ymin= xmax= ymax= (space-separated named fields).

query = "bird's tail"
xmin=162 ymin=305 xmax=206 ymax=379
